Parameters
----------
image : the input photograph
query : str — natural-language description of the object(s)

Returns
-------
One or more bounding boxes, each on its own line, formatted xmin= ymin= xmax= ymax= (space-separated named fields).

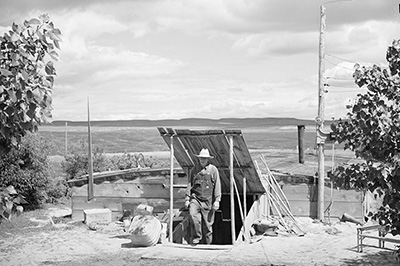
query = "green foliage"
xmin=45 ymin=177 xmax=70 ymax=203
xmin=109 ymin=152 xmax=162 ymax=170
xmin=109 ymin=152 xmax=145 ymax=170
xmin=62 ymin=140 xmax=112 ymax=180
xmin=0 ymin=185 xmax=27 ymax=222
xmin=62 ymin=141 xmax=164 ymax=180
xmin=331 ymin=39 xmax=400 ymax=235
xmin=0 ymin=133 xmax=53 ymax=207
xmin=0 ymin=14 xmax=61 ymax=149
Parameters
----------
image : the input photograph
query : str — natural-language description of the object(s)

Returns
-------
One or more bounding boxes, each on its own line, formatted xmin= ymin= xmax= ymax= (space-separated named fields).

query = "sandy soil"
xmin=1 ymin=204 xmax=399 ymax=266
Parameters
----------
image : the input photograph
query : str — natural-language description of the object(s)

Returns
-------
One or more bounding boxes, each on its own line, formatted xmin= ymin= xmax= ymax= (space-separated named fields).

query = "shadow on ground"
xmin=341 ymin=249 xmax=399 ymax=266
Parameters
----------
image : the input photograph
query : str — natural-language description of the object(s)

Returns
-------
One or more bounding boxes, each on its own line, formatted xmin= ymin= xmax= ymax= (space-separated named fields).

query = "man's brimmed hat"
xmin=195 ymin=148 xmax=214 ymax=159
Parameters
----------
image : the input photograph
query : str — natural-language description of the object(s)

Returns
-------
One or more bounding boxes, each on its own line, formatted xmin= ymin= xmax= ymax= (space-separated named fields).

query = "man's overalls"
xmin=189 ymin=167 xmax=216 ymax=244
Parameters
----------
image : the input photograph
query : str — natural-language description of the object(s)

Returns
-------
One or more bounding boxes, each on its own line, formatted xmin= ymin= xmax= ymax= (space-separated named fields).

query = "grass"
xmin=38 ymin=125 xmax=321 ymax=156
xmin=39 ymin=124 xmax=336 ymax=181
xmin=0 ymin=199 xmax=80 ymax=239
xmin=0 ymin=209 xmax=58 ymax=238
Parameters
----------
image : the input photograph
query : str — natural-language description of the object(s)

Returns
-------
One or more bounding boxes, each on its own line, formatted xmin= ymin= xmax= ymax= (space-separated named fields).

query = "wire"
xmin=325 ymin=58 xmax=354 ymax=71
xmin=326 ymin=77 xmax=354 ymax=81
xmin=328 ymin=89 xmax=361 ymax=93
xmin=326 ymin=53 xmax=357 ymax=64
xmin=323 ymin=0 xmax=352 ymax=5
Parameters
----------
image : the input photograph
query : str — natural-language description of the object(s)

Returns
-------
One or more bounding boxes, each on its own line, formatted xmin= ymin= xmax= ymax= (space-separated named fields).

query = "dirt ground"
xmin=1 ymin=204 xmax=399 ymax=266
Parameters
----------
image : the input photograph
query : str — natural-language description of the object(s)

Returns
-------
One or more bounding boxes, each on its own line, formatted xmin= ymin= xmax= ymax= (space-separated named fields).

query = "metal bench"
xmin=357 ymin=224 xmax=400 ymax=252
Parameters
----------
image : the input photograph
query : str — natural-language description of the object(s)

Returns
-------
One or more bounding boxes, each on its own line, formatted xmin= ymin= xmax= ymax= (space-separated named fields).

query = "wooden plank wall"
xmin=71 ymin=173 xmax=188 ymax=221
xmin=282 ymin=183 xmax=363 ymax=219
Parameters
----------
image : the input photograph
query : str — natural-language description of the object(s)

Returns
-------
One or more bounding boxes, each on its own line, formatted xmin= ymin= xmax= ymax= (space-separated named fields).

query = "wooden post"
xmin=169 ymin=135 xmax=174 ymax=243
xmin=243 ymin=177 xmax=247 ymax=218
xmin=65 ymin=122 xmax=68 ymax=156
xmin=229 ymin=135 xmax=236 ymax=244
xmin=297 ymin=125 xmax=305 ymax=164
xmin=87 ymin=98 xmax=94 ymax=201
xmin=317 ymin=4 xmax=326 ymax=221
xmin=243 ymin=177 xmax=247 ymax=242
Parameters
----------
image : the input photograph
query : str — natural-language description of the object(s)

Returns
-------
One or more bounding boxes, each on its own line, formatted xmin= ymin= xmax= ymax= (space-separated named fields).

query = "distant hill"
xmin=47 ymin=117 xmax=316 ymax=128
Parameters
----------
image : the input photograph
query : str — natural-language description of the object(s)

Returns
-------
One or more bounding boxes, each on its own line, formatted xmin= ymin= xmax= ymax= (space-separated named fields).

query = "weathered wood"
xmin=72 ymin=196 xmax=185 ymax=211
xmin=157 ymin=128 xmax=265 ymax=195
xmin=223 ymin=129 xmax=242 ymax=135
xmin=68 ymin=168 xmax=185 ymax=187
xmin=174 ymin=129 xmax=225 ymax=136
xmin=282 ymin=184 xmax=363 ymax=202
xmin=288 ymin=200 xmax=362 ymax=219
xmin=261 ymin=155 xmax=292 ymax=211
xmin=317 ymin=4 xmax=327 ymax=221
xmin=358 ymin=234 xmax=400 ymax=252
xmin=159 ymin=128 xmax=194 ymax=168
xmin=72 ymin=210 xmax=120 ymax=222
xmin=238 ymin=194 xmax=268 ymax=242
xmin=359 ymin=235 xmax=400 ymax=242
xmin=297 ymin=125 xmax=305 ymax=163
xmin=71 ymin=196 xmax=186 ymax=221
xmin=229 ymin=135 xmax=236 ymax=244
xmin=71 ymin=182 xmax=187 ymax=198
xmin=169 ymin=135 xmax=174 ymax=243
xmin=87 ymin=98 xmax=94 ymax=201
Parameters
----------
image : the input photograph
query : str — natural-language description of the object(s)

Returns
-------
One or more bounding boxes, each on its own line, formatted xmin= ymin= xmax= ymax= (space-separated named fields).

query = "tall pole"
xmin=317 ymin=5 xmax=326 ymax=221
xmin=229 ymin=136 xmax=236 ymax=244
xmin=65 ymin=122 xmax=68 ymax=156
xmin=169 ymin=135 xmax=174 ymax=243
xmin=297 ymin=125 xmax=305 ymax=164
xmin=87 ymin=97 xmax=94 ymax=201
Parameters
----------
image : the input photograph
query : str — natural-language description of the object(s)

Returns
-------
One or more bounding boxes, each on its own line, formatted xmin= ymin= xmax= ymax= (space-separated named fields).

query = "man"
xmin=185 ymin=148 xmax=221 ymax=245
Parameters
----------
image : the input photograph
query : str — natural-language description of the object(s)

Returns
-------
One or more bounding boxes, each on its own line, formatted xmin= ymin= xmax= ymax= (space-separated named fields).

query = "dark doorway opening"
xmin=212 ymin=194 xmax=255 ymax=244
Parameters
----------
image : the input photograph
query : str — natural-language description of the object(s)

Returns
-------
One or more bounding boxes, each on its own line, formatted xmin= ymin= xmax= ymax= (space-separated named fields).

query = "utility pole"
xmin=316 ymin=4 xmax=326 ymax=221
xmin=87 ymin=97 xmax=94 ymax=201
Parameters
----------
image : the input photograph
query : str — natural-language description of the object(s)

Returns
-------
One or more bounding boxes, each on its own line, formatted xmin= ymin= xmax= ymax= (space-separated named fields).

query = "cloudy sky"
xmin=1 ymin=0 xmax=399 ymax=121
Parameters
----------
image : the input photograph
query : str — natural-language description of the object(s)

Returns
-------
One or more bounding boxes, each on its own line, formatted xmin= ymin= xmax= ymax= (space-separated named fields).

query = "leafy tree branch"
xmin=0 ymin=14 xmax=61 ymax=150
xmin=331 ymin=39 xmax=400 ymax=235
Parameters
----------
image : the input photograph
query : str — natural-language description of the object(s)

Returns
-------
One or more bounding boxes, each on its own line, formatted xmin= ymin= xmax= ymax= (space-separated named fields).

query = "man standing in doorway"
xmin=185 ymin=148 xmax=221 ymax=245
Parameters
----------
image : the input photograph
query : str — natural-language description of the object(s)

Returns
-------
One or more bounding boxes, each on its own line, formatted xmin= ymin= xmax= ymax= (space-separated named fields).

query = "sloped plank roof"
xmin=158 ymin=127 xmax=265 ymax=195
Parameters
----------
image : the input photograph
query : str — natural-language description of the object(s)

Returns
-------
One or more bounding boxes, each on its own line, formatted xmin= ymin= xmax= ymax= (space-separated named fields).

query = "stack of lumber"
xmin=254 ymin=155 xmax=305 ymax=236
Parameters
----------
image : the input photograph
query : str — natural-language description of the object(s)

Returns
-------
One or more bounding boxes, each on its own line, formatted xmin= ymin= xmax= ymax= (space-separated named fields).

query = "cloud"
xmin=232 ymin=31 xmax=318 ymax=57
xmin=2 ymin=0 xmax=399 ymax=121
xmin=326 ymin=21 xmax=400 ymax=64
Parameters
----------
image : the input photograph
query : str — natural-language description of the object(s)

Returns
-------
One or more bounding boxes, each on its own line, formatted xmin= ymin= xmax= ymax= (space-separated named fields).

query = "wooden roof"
xmin=158 ymin=128 xmax=265 ymax=195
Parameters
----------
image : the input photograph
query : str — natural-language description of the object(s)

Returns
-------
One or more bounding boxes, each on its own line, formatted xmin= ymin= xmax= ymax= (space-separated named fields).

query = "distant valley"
xmin=47 ymin=117 xmax=316 ymax=128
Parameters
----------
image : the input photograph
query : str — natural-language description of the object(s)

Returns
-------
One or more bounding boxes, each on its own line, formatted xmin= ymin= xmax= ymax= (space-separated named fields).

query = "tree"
xmin=331 ymin=39 xmax=400 ymax=235
xmin=0 ymin=14 xmax=61 ymax=150
xmin=0 ymin=133 xmax=53 ymax=207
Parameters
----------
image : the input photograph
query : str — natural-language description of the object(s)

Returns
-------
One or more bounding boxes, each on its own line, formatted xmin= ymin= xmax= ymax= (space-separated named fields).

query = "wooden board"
xmin=288 ymin=201 xmax=362 ymax=219
xmin=279 ymin=183 xmax=363 ymax=219
xmin=71 ymin=183 xmax=187 ymax=198
xmin=71 ymin=196 xmax=185 ymax=221
xmin=282 ymin=183 xmax=363 ymax=202
xmin=68 ymin=168 xmax=185 ymax=187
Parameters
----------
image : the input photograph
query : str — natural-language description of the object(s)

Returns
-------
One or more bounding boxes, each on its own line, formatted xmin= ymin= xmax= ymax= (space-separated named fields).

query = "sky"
xmin=1 ymin=0 xmax=400 ymax=121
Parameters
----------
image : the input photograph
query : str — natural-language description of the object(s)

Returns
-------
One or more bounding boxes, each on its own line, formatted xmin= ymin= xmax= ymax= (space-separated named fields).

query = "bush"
xmin=109 ymin=152 xmax=162 ymax=170
xmin=62 ymin=140 xmax=112 ymax=180
xmin=0 ymin=133 xmax=53 ymax=208
xmin=45 ymin=178 xmax=70 ymax=203
xmin=62 ymin=142 xmax=167 ymax=180
xmin=0 ymin=185 xmax=27 ymax=222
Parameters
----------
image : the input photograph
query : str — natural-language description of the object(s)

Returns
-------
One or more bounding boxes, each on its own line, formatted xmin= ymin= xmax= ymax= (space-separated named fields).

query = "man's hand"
xmin=185 ymin=200 xmax=190 ymax=209
xmin=212 ymin=201 xmax=220 ymax=210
